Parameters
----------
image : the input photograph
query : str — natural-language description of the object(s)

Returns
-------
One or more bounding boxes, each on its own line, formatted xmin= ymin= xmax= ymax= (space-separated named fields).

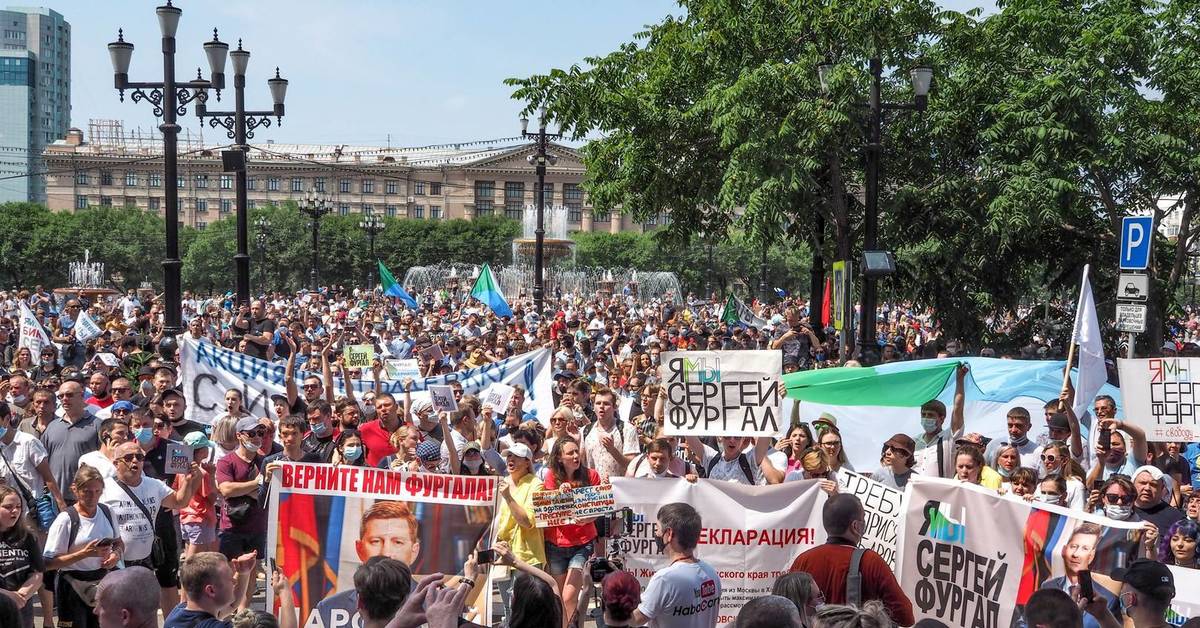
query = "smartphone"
xmin=95 ymin=538 xmax=115 ymax=548
xmin=1078 ymin=569 xmax=1094 ymax=602
xmin=1091 ymin=478 xmax=1104 ymax=491
xmin=475 ymin=549 xmax=496 ymax=564
xmin=269 ymin=558 xmax=278 ymax=573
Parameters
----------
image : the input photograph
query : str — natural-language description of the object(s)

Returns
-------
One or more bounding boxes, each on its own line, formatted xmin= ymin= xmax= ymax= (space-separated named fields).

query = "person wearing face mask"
xmin=985 ymin=407 xmax=1040 ymax=470
xmin=332 ymin=430 xmax=369 ymax=467
xmin=1032 ymin=474 xmax=1068 ymax=507
xmin=911 ymin=364 xmax=968 ymax=479
xmin=215 ymin=417 xmax=268 ymax=609
xmin=5 ymin=373 xmax=32 ymax=419
xmin=1079 ymin=559 xmax=1174 ymax=628
xmin=788 ymin=494 xmax=913 ymax=626
xmin=627 ymin=502 xmax=722 ymax=628
xmin=301 ymin=400 xmax=338 ymax=463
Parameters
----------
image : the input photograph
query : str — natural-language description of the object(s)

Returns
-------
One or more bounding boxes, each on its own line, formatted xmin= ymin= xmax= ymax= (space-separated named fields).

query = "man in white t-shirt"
xmin=633 ymin=502 xmax=721 ymax=627
xmin=582 ymin=389 xmax=640 ymax=482
xmin=685 ymin=434 xmax=770 ymax=485
xmin=78 ymin=418 xmax=130 ymax=480
xmin=0 ymin=402 xmax=68 ymax=511
xmin=100 ymin=441 xmax=200 ymax=614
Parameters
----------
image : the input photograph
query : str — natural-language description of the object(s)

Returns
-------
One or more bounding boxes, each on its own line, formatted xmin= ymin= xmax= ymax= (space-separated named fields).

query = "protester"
xmin=600 ymin=570 xmax=641 ymax=627
xmin=788 ymin=493 xmax=913 ymax=626
xmin=1131 ymin=465 xmax=1186 ymax=534
xmin=736 ymin=595 xmax=802 ymax=628
xmin=95 ymin=567 xmax=160 ymax=628
xmin=43 ymin=464 xmax=123 ymax=628
xmin=810 ymin=602 xmax=893 ymax=628
xmin=541 ymin=435 xmax=600 ymax=628
xmin=178 ymin=431 xmax=220 ymax=557
xmin=771 ymin=571 xmax=823 ymax=628
xmin=164 ymin=551 xmax=259 ymax=628
xmin=1158 ymin=519 xmax=1199 ymax=569
xmin=870 ymin=433 xmax=915 ymax=490
xmin=1081 ymin=559 xmax=1175 ymax=628
xmin=629 ymin=502 xmax=722 ymax=628
xmin=0 ymin=485 xmax=43 ymax=628
xmin=1022 ymin=589 xmax=1083 ymax=628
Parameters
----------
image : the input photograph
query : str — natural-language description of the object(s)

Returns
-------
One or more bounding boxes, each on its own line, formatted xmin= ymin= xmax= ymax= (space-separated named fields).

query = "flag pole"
xmin=1060 ymin=265 xmax=1089 ymax=410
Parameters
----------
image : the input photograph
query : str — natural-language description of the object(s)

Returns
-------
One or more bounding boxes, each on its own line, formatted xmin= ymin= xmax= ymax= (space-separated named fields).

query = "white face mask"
xmin=464 ymin=459 xmax=483 ymax=472
xmin=1104 ymin=504 xmax=1132 ymax=520
xmin=1036 ymin=493 xmax=1059 ymax=504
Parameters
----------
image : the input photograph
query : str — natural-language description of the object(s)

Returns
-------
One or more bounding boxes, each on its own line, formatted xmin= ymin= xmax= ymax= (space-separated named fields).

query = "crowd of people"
xmin=0 ymin=282 xmax=1196 ymax=628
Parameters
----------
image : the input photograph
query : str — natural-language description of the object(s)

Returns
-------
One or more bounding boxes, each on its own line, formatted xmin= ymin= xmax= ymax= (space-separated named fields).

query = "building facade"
xmin=0 ymin=6 xmax=69 ymax=203
xmin=41 ymin=124 xmax=668 ymax=234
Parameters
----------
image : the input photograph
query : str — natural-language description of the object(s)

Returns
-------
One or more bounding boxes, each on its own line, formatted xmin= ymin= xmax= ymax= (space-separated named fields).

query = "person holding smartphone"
xmin=43 ymin=464 xmax=123 ymax=628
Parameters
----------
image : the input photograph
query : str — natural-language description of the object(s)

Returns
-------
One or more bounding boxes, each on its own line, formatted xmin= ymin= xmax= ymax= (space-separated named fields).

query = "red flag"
xmin=821 ymin=277 xmax=832 ymax=327
xmin=277 ymin=493 xmax=329 ymax=620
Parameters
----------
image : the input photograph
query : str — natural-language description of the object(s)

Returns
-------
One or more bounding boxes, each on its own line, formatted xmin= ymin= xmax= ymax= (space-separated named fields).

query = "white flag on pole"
xmin=74 ymin=309 xmax=103 ymax=342
xmin=18 ymin=302 xmax=51 ymax=357
xmin=1071 ymin=264 xmax=1106 ymax=420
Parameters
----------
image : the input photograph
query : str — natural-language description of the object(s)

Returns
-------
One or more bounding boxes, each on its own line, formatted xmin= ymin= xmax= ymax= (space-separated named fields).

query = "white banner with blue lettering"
xmin=179 ymin=338 xmax=554 ymax=425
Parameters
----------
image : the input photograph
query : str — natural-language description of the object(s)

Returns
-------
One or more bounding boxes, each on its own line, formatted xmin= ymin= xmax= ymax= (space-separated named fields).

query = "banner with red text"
xmin=1117 ymin=358 xmax=1200 ymax=442
xmin=267 ymin=462 xmax=497 ymax=628
xmin=610 ymin=478 xmax=826 ymax=627
xmin=897 ymin=476 xmax=1148 ymax=628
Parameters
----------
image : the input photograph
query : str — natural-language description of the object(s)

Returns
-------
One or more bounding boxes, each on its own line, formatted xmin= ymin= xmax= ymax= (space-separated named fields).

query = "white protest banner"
xmin=1117 ymin=358 xmax=1200 ymax=442
xmin=428 ymin=384 xmax=458 ymax=413
xmin=611 ymin=478 xmax=826 ymax=626
xmin=481 ymin=382 xmax=514 ymax=413
xmin=74 ymin=309 xmax=103 ymax=342
xmin=531 ymin=483 xmax=614 ymax=527
xmin=97 ymin=352 xmax=120 ymax=367
xmin=18 ymin=302 xmax=50 ymax=356
xmin=898 ymin=476 xmax=1146 ymax=628
xmin=661 ymin=350 xmax=782 ymax=436
xmin=268 ymin=462 xmax=496 ymax=628
xmin=420 ymin=343 xmax=444 ymax=362
xmin=342 ymin=344 xmax=374 ymax=369
xmin=165 ymin=443 xmax=193 ymax=474
xmin=384 ymin=358 xmax=420 ymax=380
xmin=180 ymin=338 xmax=555 ymax=425
xmin=1168 ymin=566 xmax=1200 ymax=625
xmin=837 ymin=469 xmax=902 ymax=569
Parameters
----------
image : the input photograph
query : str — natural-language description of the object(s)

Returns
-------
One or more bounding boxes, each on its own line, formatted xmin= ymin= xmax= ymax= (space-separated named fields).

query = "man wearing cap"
xmin=1131 ymin=465 xmax=1185 ymax=534
xmin=1082 ymin=559 xmax=1175 ymax=628
xmin=414 ymin=440 xmax=445 ymax=473
xmin=216 ymin=416 xmax=269 ymax=608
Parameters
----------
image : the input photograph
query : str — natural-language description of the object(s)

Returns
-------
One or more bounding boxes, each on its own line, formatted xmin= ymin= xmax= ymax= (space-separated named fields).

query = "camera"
xmin=588 ymin=556 xmax=625 ymax=582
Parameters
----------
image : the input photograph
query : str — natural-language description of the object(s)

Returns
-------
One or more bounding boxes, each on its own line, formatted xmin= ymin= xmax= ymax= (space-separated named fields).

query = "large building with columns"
xmin=40 ymin=122 xmax=667 ymax=233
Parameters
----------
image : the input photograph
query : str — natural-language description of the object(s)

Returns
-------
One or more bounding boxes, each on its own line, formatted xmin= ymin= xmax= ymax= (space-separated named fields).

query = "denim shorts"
xmin=545 ymin=540 xmax=594 ymax=575
xmin=181 ymin=521 xmax=218 ymax=545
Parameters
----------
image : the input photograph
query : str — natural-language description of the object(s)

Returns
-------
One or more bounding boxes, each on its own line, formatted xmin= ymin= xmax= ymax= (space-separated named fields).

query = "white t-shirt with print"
xmin=100 ymin=476 xmax=172 ymax=561
xmin=637 ymin=559 xmax=722 ymax=628
xmin=0 ymin=431 xmax=49 ymax=498
xmin=583 ymin=420 xmax=640 ymax=483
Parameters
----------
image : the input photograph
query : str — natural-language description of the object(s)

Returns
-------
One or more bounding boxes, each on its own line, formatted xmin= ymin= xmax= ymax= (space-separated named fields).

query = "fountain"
xmin=511 ymin=204 xmax=576 ymax=264
xmin=54 ymin=249 xmax=119 ymax=304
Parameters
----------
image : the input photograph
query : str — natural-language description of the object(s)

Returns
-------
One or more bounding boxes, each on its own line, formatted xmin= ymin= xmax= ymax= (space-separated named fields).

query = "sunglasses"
xmin=302 ymin=383 xmax=321 ymax=389
xmin=241 ymin=427 xmax=268 ymax=437
xmin=821 ymin=440 xmax=842 ymax=448
xmin=55 ymin=393 xmax=77 ymax=400
xmin=1104 ymin=493 xmax=1133 ymax=505
xmin=885 ymin=445 xmax=912 ymax=458
xmin=119 ymin=452 xmax=146 ymax=463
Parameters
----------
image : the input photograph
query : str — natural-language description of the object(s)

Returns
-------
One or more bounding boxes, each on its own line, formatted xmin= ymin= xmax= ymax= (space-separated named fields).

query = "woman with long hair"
xmin=509 ymin=571 xmax=564 ymax=628
xmin=954 ymin=447 xmax=985 ymax=485
xmin=817 ymin=426 xmax=853 ymax=473
xmin=541 ymin=436 xmax=600 ymax=628
xmin=43 ymin=465 xmax=123 ymax=628
xmin=332 ymin=429 xmax=370 ymax=467
xmin=10 ymin=347 xmax=33 ymax=373
xmin=772 ymin=571 xmax=824 ymax=628
xmin=779 ymin=423 xmax=816 ymax=475
xmin=0 ymin=485 xmax=43 ymax=628
xmin=1039 ymin=440 xmax=1087 ymax=509
xmin=991 ymin=443 xmax=1021 ymax=482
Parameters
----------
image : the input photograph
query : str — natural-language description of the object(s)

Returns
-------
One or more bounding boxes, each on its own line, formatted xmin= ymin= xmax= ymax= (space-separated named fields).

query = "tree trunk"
xmin=810 ymin=211 xmax=827 ymax=342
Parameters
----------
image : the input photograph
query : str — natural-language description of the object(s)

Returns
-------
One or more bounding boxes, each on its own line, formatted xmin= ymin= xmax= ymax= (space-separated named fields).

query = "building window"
xmin=414 ymin=205 xmax=424 ymax=219
xmin=314 ymin=177 xmax=326 ymax=193
xmin=362 ymin=179 xmax=374 ymax=194
xmin=195 ymin=174 xmax=208 ymax=189
xmin=100 ymin=196 xmax=113 ymax=207
xmin=385 ymin=205 xmax=398 ymax=217
xmin=220 ymin=174 xmax=233 ymax=190
xmin=177 ymin=199 xmax=184 ymax=211
xmin=339 ymin=204 xmax=350 ymax=216
xmin=177 ymin=175 xmax=186 ymax=189
xmin=100 ymin=171 xmax=113 ymax=186
xmin=75 ymin=195 xmax=87 ymax=209
xmin=645 ymin=213 xmax=660 ymax=227
xmin=291 ymin=177 xmax=304 ymax=192
xmin=248 ymin=200 xmax=257 ymax=209
xmin=148 ymin=198 xmax=160 ymax=210
xmin=196 ymin=199 xmax=208 ymax=212
xmin=340 ymin=179 xmax=351 ymax=193
xmin=430 ymin=182 xmax=442 ymax=196
xmin=385 ymin=181 xmax=397 ymax=195
xmin=431 ymin=205 xmax=443 ymax=220
xmin=362 ymin=204 xmax=373 ymax=214
xmin=220 ymin=199 xmax=232 ymax=213
xmin=149 ymin=172 xmax=161 ymax=187
xmin=247 ymin=177 xmax=257 ymax=191
xmin=125 ymin=171 xmax=138 ymax=186
xmin=565 ymin=183 xmax=583 ymax=223
xmin=414 ymin=181 xmax=426 ymax=195
xmin=124 ymin=197 xmax=136 ymax=208
xmin=268 ymin=177 xmax=280 ymax=191
xmin=75 ymin=172 xmax=88 ymax=185
xmin=595 ymin=210 xmax=611 ymax=223
xmin=474 ymin=181 xmax=495 ymax=217
xmin=540 ymin=182 xmax=554 ymax=204
xmin=504 ymin=181 xmax=525 ymax=219
xmin=196 ymin=221 xmax=208 ymax=230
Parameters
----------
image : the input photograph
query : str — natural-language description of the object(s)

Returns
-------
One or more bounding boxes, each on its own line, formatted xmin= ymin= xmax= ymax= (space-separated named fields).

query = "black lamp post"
xmin=817 ymin=57 xmax=932 ymax=359
xmin=254 ymin=216 xmax=271 ymax=296
xmin=300 ymin=190 xmax=330 ymax=291
xmin=520 ymin=107 xmax=561 ymax=316
xmin=194 ymin=39 xmax=288 ymax=308
xmin=359 ymin=212 xmax=384 ymax=290
xmin=107 ymin=1 xmax=228 ymax=361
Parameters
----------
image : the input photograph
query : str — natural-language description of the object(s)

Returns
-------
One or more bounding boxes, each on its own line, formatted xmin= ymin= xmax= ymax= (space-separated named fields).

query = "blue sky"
xmin=48 ymin=0 xmax=993 ymax=148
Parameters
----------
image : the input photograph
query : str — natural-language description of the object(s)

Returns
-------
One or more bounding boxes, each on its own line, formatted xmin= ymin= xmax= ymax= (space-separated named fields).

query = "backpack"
xmin=846 ymin=547 xmax=868 ymax=606
xmin=66 ymin=503 xmax=117 ymax=548
xmin=706 ymin=452 xmax=756 ymax=485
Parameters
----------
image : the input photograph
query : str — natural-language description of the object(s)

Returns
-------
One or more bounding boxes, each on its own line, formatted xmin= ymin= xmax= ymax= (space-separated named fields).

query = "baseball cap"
xmin=1132 ymin=465 xmax=1164 ymax=483
xmin=461 ymin=441 xmax=482 ymax=454
xmin=183 ymin=431 xmax=215 ymax=449
xmin=152 ymin=388 xmax=185 ymax=404
xmin=416 ymin=440 xmax=442 ymax=462
xmin=1112 ymin=559 xmax=1174 ymax=598
xmin=110 ymin=400 xmax=136 ymax=413
xmin=235 ymin=416 xmax=262 ymax=433
xmin=502 ymin=442 xmax=533 ymax=460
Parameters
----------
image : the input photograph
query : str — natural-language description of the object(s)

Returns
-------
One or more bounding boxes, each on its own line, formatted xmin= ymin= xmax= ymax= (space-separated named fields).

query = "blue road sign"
xmin=1120 ymin=216 xmax=1153 ymax=270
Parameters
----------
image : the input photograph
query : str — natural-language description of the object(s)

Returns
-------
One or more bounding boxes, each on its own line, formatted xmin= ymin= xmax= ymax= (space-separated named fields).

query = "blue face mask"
xmin=311 ymin=422 xmax=331 ymax=437
xmin=0 ymin=426 xmax=7 ymax=440
xmin=343 ymin=446 xmax=362 ymax=461
xmin=133 ymin=427 xmax=154 ymax=445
